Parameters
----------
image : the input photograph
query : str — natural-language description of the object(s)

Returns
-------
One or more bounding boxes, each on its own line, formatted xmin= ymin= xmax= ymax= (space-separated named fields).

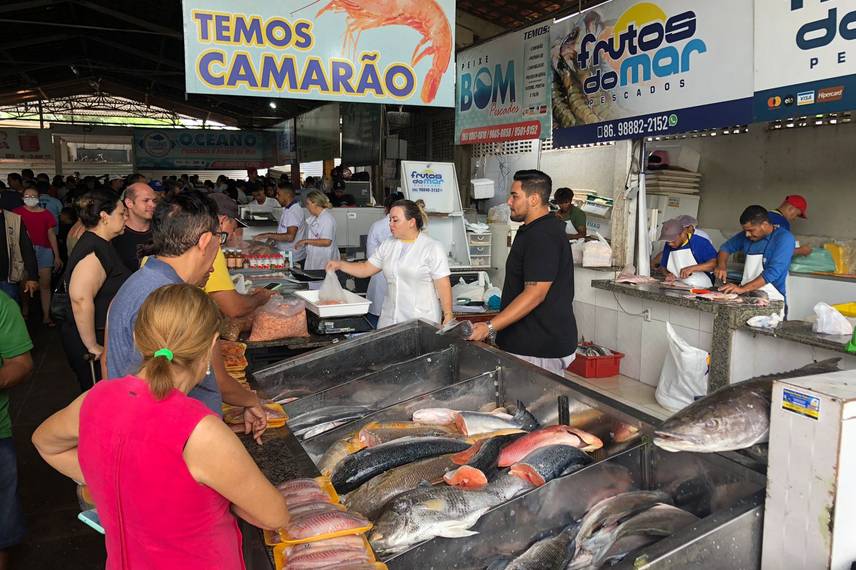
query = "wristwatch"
xmin=486 ymin=320 xmax=497 ymax=342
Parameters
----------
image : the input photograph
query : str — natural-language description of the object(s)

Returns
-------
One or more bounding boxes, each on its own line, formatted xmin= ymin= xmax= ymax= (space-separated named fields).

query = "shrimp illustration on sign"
xmin=309 ymin=0 xmax=452 ymax=104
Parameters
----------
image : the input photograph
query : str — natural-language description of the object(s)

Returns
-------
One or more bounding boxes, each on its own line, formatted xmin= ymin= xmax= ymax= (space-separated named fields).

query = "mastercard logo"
xmin=767 ymin=96 xmax=782 ymax=109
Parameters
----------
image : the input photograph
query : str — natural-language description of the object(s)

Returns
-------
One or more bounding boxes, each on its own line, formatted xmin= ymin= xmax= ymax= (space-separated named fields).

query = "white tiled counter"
xmin=574 ymin=267 xmax=713 ymax=387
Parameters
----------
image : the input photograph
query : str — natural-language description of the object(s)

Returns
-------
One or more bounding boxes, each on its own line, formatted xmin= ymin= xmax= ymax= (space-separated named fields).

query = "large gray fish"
xmin=344 ymin=453 xmax=458 ymax=521
xmin=569 ymin=504 xmax=697 ymax=569
xmin=455 ymin=401 xmax=540 ymax=436
xmin=505 ymin=523 xmax=579 ymax=570
xmin=369 ymin=473 xmax=534 ymax=555
xmin=331 ymin=436 xmax=471 ymax=494
xmin=575 ymin=490 xmax=673 ymax=550
xmin=653 ymin=359 xmax=840 ymax=453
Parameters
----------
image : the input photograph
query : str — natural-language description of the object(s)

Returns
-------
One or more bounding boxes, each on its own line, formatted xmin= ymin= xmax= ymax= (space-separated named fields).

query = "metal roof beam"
xmin=0 ymin=33 xmax=76 ymax=51
xmin=87 ymin=37 xmax=182 ymax=69
xmin=0 ymin=0 xmax=65 ymax=15
xmin=71 ymin=0 xmax=182 ymax=38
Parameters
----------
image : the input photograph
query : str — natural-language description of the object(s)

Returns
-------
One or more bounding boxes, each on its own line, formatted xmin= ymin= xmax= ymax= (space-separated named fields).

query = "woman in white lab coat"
xmin=296 ymin=190 xmax=340 ymax=270
xmin=327 ymin=200 xmax=453 ymax=328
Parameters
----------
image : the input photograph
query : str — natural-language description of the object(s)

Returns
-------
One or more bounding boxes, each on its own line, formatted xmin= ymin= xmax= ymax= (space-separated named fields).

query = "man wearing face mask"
xmin=468 ymin=170 xmax=577 ymax=375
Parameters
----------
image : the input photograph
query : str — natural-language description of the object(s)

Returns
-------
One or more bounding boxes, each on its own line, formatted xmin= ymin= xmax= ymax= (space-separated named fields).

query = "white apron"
xmin=667 ymin=247 xmax=712 ymax=289
xmin=303 ymin=211 xmax=340 ymax=270
xmin=378 ymin=234 xmax=442 ymax=328
xmin=741 ymin=251 xmax=785 ymax=302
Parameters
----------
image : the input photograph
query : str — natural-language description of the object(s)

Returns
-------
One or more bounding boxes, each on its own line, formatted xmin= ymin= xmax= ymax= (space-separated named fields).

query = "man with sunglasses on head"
xmin=206 ymin=193 xmax=274 ymax=318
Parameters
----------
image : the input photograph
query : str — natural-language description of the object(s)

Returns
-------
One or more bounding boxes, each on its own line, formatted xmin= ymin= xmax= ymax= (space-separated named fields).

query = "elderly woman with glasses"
xmin=60 ymin=188 xmax=131 ymax=391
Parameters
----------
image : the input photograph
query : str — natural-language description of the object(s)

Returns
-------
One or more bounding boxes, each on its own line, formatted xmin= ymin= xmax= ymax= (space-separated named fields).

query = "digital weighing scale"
xmin=307 ymin=312 xmax=373 ymax=334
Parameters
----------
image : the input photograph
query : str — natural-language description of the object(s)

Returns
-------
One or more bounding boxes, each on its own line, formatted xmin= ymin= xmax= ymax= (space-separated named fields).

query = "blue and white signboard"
xmin=754 ymin=0 xmax=856 ymax=121
xmin=455 ymin=22 xmax=552 ymax=144
xmin=182 ymin=0 xmax=455 ymax=107
xmin=133 ymin=128 xmax=274 ymax=169
xmin=550 ymin=0 xmax=754 ymax=146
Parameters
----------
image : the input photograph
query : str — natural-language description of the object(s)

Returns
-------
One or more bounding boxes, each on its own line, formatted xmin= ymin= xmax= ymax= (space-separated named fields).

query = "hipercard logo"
xmin=818 ymin=85 xmax=844 ymax=102
xmin=576 ymin=3 xmax=707 ymax=95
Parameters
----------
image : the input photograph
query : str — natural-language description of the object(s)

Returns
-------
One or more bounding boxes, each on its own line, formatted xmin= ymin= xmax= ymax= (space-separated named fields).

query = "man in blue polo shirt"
xmin=696 ymin=205 xmax=795 ymax=303
xmin=105 ymin=190 xmax=266 ymax=439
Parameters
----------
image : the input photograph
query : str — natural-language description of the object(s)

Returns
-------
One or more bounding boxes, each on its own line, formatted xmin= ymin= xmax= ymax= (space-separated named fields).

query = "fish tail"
xmin=508 ymin=464 xmax=546 ymax=487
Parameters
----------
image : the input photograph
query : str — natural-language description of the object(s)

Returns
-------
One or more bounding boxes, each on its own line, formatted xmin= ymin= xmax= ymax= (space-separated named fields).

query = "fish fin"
xmin=451 ymin=440 xmax=484 ymax=465
xmin=435 ymin=521 xmax=480 ymax=539
xmin=443 ymin=466 xmax=488 ymax=489
xmin=508 ymin=464 xmax=546 ymax=487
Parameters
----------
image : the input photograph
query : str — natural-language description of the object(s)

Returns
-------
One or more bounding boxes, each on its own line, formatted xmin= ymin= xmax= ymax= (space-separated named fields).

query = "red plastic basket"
xmin=567 ymin=346 xmax=624 ymax=378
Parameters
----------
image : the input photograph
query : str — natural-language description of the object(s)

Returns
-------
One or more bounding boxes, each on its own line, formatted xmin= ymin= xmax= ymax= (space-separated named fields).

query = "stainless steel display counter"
xmin=241 ymin=320 xmax=766 ymax=569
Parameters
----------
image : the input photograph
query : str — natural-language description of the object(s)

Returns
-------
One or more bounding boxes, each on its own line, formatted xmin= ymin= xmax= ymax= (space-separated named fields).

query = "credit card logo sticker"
xmin=797 ymin=91 xmax=815 ymax=105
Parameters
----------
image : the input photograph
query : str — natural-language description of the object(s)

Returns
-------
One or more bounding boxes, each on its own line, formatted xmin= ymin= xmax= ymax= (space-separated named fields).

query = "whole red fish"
xmin=498 ymin=425 xmax=603 ymax=468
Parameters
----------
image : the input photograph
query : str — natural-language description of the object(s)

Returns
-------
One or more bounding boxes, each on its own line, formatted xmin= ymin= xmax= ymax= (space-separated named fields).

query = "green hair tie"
xmin=153 ymin=348 xmax=174 ymax=362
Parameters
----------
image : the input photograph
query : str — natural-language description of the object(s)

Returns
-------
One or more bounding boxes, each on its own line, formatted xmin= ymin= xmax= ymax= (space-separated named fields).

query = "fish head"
xmin=653 ymin=385 xmax=770 ymax=452
xmin=369 ymin=505 xmax=418 ymax=555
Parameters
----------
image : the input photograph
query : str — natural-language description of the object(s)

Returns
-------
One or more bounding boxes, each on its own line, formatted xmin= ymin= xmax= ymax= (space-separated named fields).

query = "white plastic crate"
xmin=467 ymin=233 xmax=491 ymax=244
xmin=470 ymin=255 xmax=491 ymax=267
xmin=469 ymin=244 xmax=491 ymax=256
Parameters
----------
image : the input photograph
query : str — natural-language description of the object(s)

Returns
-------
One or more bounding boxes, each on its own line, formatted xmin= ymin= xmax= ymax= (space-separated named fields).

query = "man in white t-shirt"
xmin=256 ymin=182 xmax=306 ymax=263
xmin=246 ymin=185 xmax=279 ymax=213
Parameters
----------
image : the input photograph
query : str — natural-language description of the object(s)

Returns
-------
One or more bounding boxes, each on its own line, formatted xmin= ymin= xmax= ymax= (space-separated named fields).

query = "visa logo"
xmin=797 ymin=91 xmax=815 ymax=105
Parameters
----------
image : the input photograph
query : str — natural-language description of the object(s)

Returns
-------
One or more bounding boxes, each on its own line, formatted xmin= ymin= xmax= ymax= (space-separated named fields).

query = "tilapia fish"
xmin=455 ymin=402 xmax=540 ymax=436
xmin=288 ymin=405 xmax=373 ymax=437
xmin=508 ymin=445 xmax=593 ymax=487
xmin=505 ymin=523 xmax=580 ymax=570
xmin=444 ymin=434 xmax=522 ymax=489
xmin=569 ymin=504 xmax=698 ymax=568
xmin=356 ymin=421 xmax=460 ymax=447
xmin=345 ymin=453 xmax=458 ymax=521
xmin=498 ymin=426 xmax=602 ymax=467
xmin=575 ymin=490 xmax=673 ymax=550
xmin=654 ymin=358 xmax=840 ymax=453
xmin=369 ymin=473 xmax=534 ymax=555
xmin=285 ymin=509 xmax=370 ymax=540
xmin=331 ymin=436 xmax=471 ymax=494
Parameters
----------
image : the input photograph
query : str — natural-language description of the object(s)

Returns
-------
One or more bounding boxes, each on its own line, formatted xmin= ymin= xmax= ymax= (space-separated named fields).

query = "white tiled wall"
xmin=574 ymin=268 xmax=712 ymax=387
xmin=729 ymin=330 xmax=856 ymax=383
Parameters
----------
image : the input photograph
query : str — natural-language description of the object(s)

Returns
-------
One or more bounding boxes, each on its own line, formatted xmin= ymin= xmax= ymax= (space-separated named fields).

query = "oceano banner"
xmin=550 ymin=0 xmax=754 ymax=146
xmin=454 ymin=23 xmax=552 ymax=144
xmin=182 ymin=0 xmax=455 ymax=107
xmin=133 ymin=128 xmax=275 ymax=169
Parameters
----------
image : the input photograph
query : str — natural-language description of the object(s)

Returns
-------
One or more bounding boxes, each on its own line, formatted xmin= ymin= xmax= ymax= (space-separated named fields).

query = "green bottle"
xmin=848 ymin=327 xmax=856 ymax=354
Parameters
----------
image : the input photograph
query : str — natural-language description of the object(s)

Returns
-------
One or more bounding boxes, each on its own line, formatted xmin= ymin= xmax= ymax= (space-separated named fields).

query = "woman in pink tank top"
xmin=33 ymin=284 xmax=288 ymax=569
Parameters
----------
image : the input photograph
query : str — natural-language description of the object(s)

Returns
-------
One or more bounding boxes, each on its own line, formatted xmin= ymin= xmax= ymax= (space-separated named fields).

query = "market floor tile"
xmin=7 ymin=319 xmax=106 ymax=570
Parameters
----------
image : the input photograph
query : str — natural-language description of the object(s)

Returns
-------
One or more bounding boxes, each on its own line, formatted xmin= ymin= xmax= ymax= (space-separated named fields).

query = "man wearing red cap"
xmin=768 ymin=195 xmax=811 ymax=256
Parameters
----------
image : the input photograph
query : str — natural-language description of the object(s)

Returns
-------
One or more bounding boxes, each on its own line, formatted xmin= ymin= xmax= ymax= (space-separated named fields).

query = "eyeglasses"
xmin=217 ymin=232 xmax=228 ymax=245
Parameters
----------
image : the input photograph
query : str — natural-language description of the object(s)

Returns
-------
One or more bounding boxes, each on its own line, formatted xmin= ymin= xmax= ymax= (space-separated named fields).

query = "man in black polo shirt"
xmin=469 ymin=169 xmax=577 ymax=374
